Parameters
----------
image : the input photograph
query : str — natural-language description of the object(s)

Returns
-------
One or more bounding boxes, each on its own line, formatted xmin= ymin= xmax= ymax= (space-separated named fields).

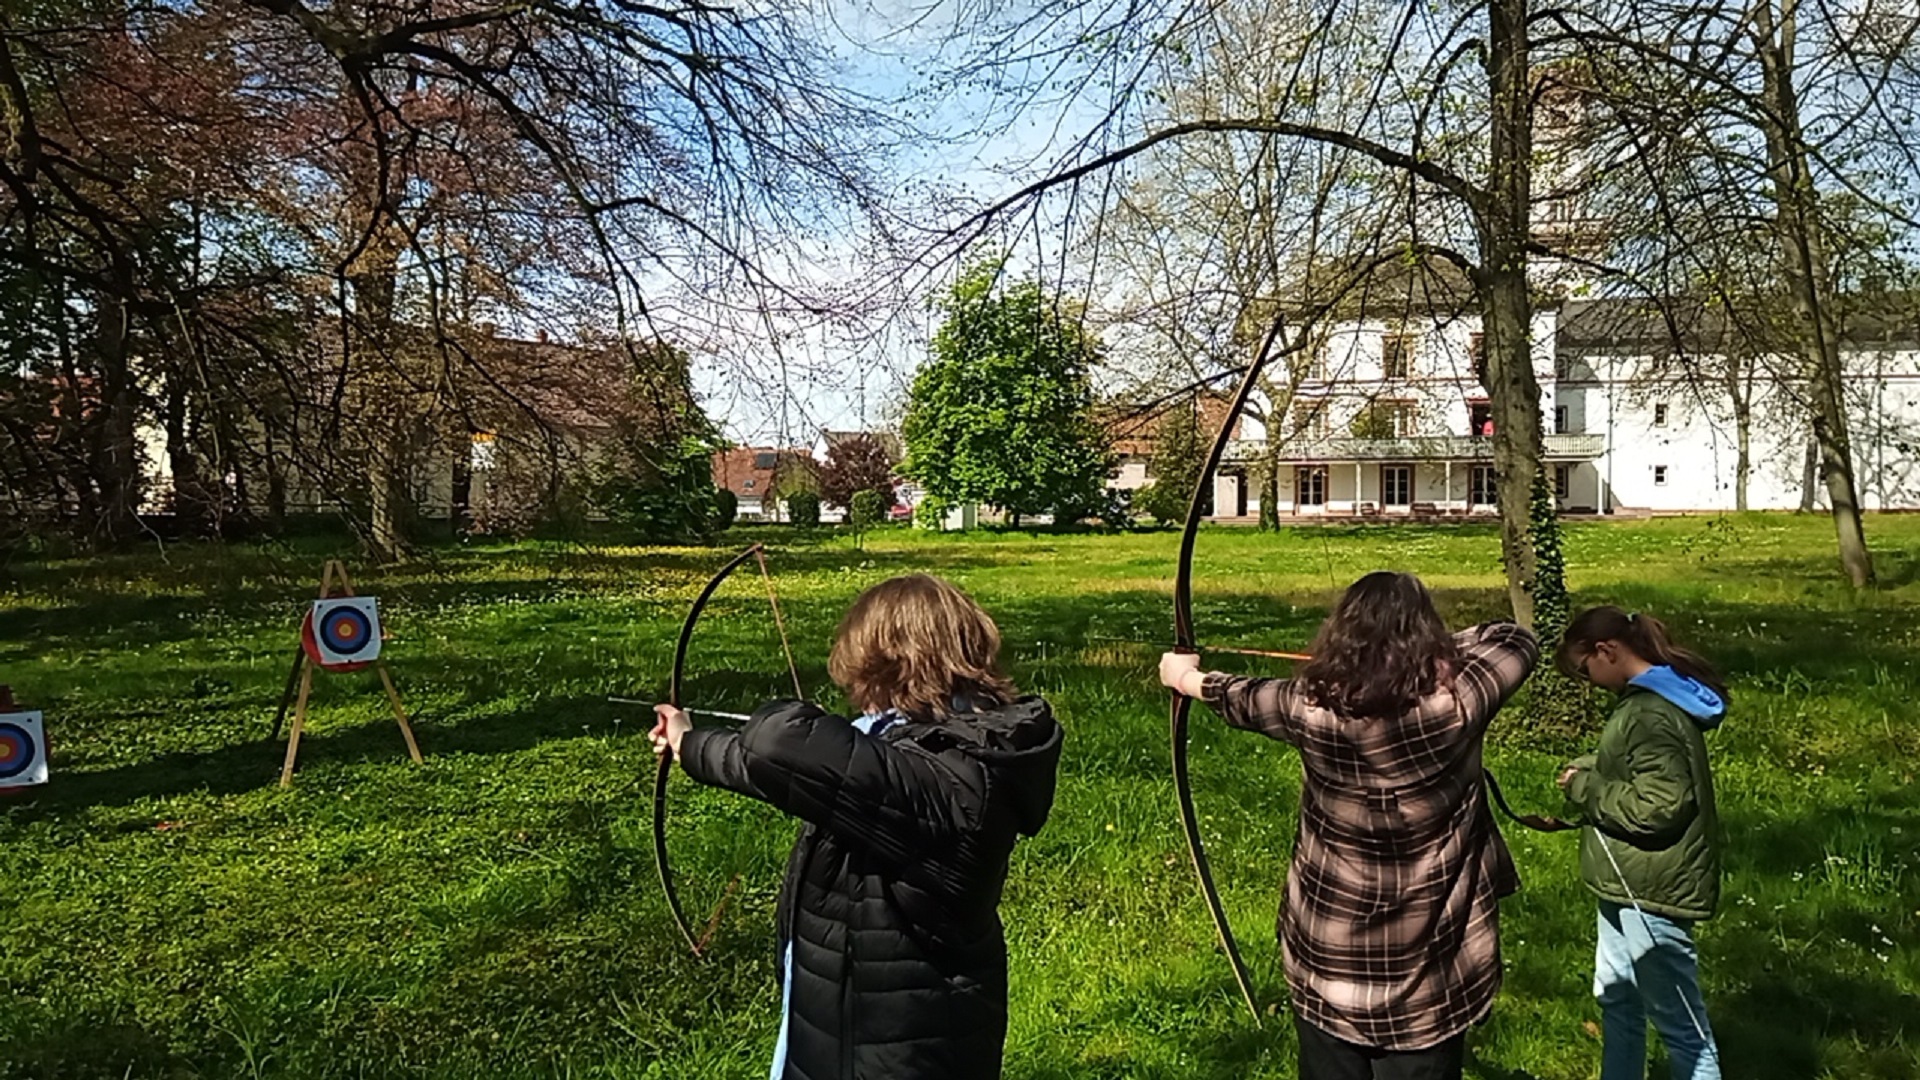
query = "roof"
xmin=712 ymin=447 xmax=810 ymax=499
xmin=1558 ymin=295 xmax=1920 ymax=353
xmin=1102 ymin=392 xmax=1244 ymax=458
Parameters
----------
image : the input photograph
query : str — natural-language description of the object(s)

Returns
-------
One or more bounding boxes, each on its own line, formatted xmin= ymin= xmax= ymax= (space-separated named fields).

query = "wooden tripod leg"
xmin=279 ymin=662 xmax=315 ymax=787
xmin=377 ymin=661 xmax=423 ymax=764
xmin=269 ymin=647 xmax=306 ymax=743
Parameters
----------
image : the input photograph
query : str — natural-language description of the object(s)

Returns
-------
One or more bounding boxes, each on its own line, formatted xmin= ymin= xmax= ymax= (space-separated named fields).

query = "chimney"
xmin=536 ymin=329 xmax=549 ymax=344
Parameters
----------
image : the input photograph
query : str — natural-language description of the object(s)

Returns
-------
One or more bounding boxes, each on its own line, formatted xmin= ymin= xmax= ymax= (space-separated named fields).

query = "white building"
xmin=1206 ymin=298 xmax=1920 ymax=519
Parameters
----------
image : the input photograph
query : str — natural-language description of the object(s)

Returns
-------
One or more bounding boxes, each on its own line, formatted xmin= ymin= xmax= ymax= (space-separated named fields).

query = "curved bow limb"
xmin=1483 ymin=767 xmax=1578 ymax=833
xmin=656 ymin=542 xmax=799 ymax=958
xmin=1169 ymin=316 xmax=1293 ymax=1024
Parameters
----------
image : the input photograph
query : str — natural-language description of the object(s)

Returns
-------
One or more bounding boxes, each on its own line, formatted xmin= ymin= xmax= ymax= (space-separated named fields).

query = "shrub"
xmin=712 ymin=488 xmax=738 ymax=533
xmin=785 ymin=491 xmax=821 ymax=528
xmin=850 ymin=489 xmax=886 ymax=530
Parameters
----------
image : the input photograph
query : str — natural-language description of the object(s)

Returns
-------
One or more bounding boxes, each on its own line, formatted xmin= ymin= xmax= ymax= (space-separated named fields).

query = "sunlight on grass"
xmin=2 ymin=515 xmax=1917 ymax=1078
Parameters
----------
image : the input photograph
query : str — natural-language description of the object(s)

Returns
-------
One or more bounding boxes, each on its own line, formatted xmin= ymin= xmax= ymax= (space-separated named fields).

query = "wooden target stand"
xmin=273 ymin=560 xmax=423 ymax=786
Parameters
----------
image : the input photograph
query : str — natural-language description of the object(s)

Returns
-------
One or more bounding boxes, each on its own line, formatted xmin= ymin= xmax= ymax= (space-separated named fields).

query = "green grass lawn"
xmin=2 ymin=516 xmax=1917 ymax=1079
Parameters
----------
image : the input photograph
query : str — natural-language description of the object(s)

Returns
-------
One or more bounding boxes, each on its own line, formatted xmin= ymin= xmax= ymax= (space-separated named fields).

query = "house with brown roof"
xmin=713 ymin=446 xmax=814 ymax=521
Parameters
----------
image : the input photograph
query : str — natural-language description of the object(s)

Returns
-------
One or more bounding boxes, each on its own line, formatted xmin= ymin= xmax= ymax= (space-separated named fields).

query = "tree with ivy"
xmin=903 ymin=262 xmax=1114 ymax=526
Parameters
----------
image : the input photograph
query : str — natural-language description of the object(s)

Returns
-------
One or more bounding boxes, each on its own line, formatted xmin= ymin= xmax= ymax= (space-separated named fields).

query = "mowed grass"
xmin=2 ymin=515 xmax=1918 ymax=1079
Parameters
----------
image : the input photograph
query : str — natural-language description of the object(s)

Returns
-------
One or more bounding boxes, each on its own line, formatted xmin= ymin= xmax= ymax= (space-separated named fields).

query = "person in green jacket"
xmin=1556 ymin=606 xmax=1726 ymax=1080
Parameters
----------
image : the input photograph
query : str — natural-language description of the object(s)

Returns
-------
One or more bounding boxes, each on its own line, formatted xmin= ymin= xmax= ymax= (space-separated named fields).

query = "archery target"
xmin=305 ymin=597 xmax=382 ymax=670
xmin=0 ymin=711 xmax=47 ymax=788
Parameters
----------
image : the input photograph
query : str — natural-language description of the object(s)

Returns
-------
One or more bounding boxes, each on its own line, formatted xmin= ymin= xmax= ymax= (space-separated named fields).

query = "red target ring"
xmin=302 ymin=608 xmax=373 ymax=672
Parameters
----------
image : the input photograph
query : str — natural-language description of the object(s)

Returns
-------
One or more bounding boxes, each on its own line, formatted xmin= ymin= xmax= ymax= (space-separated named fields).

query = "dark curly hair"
xmin=1298 ymin=571 xmax=1460 ymax=719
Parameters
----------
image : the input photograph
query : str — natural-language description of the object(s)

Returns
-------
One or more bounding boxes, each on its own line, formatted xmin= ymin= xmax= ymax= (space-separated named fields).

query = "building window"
xmin=1654 ymin=402 xmax=1669 ymax=427
xmin=1554 ymin=405 xmax=1570 ymax=435
xmin=1292 ymin=402 xmax=1331 ymax=439
xmin=1382 ymin=333 xmax=1414 ymax=379
xmin=1469 ymin=402 xmax=1494 ymax=437
xmin=1470 ymin=465 xmax=1498 ymax=506
xmin=1297 ymin=467 xmax=1328 ymax=507
xmin=470 ymin=431 xmax=497 ymax=471
xmin=1654 ymin=465 xmax=1669 ymax=486
xmin=1555 ymin=464 xmax=1571 ymax=499
xmin=1297 ymin=337 xmax=1331 ymax=382
xmin=1382 ymin=465 xmax=1412 ymax=507
xmin=754 ymin=452 xmax=779 ymax=469
xmin=743 ymin=479 xmax=755 ymax=491
xmin=1351 ymin=401 xmax=1419 ymax=439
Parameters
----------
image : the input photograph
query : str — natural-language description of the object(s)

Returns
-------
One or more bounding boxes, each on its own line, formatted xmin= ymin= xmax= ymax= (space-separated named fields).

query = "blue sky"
xmin=689 ymin=0 xmax=1131 ymax=448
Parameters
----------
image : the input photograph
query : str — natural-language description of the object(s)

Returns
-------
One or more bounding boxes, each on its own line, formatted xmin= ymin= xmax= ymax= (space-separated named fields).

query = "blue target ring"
xmin=0 ymin=722 xmax=37 ymax=780
xmin=320 ymin=607 xmax=375 ymax=656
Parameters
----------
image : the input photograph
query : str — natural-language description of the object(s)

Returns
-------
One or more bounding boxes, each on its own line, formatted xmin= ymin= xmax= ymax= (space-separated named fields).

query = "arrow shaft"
xmin=609 ymin=698 xmax=755 ymax=724
xmin=1084 ymin=636 xmax=1311 ymax=662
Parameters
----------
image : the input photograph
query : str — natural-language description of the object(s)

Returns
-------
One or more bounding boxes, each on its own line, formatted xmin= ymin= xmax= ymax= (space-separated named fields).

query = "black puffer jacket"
xmin=678 ymin=696 xmax=1062 ymax=1080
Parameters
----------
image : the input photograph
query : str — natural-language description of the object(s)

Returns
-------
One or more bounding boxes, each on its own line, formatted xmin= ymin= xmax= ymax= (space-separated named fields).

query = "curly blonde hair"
xmin=827 ymin=574 xmax=1017 ymax=721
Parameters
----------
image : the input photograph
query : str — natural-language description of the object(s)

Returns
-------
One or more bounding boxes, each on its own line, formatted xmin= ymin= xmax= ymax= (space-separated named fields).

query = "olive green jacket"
xmin=1565 ymin=686 xmax=1722 ymax=921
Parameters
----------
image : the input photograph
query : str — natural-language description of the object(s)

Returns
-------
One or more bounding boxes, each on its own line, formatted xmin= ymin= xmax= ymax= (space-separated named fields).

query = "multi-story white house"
xmin=1204 ymin=298 xmax=1920 ymax=519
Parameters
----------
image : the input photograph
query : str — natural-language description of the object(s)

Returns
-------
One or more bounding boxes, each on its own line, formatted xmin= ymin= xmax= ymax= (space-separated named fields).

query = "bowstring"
xmin=1594 ymin=832 xmax=1718 ymax=1054
xmin=755 ymin=546 xmax=804 ymax=700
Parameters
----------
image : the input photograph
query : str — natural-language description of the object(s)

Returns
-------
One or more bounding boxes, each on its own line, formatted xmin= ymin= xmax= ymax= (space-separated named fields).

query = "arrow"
xmin=1083 ymin=636 xmax=1312 ymax=663
xmin=608 ymin=698 xmax=756 ymax=724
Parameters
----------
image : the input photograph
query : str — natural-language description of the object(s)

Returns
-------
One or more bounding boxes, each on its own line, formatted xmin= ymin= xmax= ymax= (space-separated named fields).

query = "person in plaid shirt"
xmin=1160 ymin=571 xmax=1539 ymax=1080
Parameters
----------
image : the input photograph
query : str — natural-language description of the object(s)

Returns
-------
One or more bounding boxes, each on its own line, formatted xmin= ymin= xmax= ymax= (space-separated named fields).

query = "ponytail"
xmin=1558 ymin=606 xmax=1730 ymax=703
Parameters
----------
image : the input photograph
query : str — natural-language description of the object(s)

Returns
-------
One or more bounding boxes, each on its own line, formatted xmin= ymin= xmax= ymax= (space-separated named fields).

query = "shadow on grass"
xmin=5 ymin=692 xmax=665 ymax=817
xmin=1707 ymin=792 xmax=1920 ymax=1079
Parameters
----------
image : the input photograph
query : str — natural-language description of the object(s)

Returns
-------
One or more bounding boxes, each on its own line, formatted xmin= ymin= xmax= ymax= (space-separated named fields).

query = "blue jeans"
xmin=768 ymin=943 xmax=793 ymax=1079
xmin=1595 ymin=901 xmax=1721 ymax=1080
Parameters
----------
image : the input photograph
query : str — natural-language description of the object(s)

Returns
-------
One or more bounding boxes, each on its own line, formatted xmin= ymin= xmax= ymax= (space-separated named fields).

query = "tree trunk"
xmin=164 ymin=375 xmax=209 ymax=535
xmin=92 ymin=287 xmax=142 ymax=545
xmin=1753 ymin=0 xmax=1873 ymax=586
xmin=1481 ymin=0 xmax=1551 ymax=627
xmin=1728 ymin=356 xmax=1752 ymax=512
xmin=1799 ymin=434 xmax=1819 ymax=512
xmin=1734 ymin=422 xmax=1751 ymax=512
xmin=367 ymin=438 xmax=406 ymax=561
xmin=1259 ymin=442 xmax=1281 ymax=531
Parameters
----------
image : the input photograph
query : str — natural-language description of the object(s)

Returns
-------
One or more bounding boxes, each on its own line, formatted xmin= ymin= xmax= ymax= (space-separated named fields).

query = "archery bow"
xmin=656 ymin=542 xmax=802 ymax=958
xmin=1170 ymin=315 xmax=1294 ymax=1024
xmin=1483 ymin=767 xmax=1578 ymax=832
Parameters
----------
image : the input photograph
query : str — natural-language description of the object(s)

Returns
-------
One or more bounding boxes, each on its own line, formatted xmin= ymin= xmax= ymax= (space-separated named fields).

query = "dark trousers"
xmin=1296 ymin=1017 xmax=1465 ymax=1080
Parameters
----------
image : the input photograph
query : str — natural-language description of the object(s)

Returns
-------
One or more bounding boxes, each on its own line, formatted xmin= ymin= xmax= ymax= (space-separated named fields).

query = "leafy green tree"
xmin=903 ymin=262 xmax=1115 ymax=526
xmin=1136 ymin=402 xmax=1205 ymax=525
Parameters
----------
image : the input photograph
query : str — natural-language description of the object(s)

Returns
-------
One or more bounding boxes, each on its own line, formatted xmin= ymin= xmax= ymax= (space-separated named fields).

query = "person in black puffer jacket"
xmin=650 ymin=573 xmax=1062 ymax=1080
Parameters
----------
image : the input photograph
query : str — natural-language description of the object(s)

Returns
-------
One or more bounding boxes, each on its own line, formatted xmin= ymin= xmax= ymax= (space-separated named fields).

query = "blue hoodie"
xmin=1627 ymin=665 xmax=1726 ymax=729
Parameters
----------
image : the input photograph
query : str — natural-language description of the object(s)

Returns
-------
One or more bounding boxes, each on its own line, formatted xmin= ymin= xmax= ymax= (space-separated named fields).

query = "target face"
xmin=306 ymin=597 xmax=382 ymax=669
xmin=322 ymin=606 xmax=374 ymax=654
xmin=0 ymin=711 xmax=47 ymax=788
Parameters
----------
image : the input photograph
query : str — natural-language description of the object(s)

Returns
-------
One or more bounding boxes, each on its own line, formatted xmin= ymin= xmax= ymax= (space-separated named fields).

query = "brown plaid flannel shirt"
xmin=1199 ymin=621 xmax=1540 ymax=1051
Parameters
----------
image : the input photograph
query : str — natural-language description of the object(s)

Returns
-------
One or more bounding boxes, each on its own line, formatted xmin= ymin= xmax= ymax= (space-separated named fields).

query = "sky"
xmin=686 ymin=0 xmax=1134 ymax=449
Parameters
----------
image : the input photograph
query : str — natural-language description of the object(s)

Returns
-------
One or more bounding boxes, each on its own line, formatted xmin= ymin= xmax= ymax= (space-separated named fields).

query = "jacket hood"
xmin=932 ymin=695 xmax=1063 ymax=837
xmin=1628 ymin=666 xmax=1726 ymax=729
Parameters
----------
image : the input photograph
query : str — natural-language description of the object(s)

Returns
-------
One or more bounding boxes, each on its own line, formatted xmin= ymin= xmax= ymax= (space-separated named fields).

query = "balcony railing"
xmin=1225 ymin=433 xmax=1606 ymax=463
